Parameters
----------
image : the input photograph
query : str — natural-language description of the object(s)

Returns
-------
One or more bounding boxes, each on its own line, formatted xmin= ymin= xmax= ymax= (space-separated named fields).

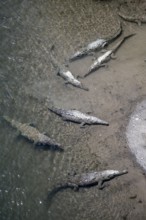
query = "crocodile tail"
xmin=79 ymin=83 xmax=89 ymax=91
xmin=84 ymin=68 xmax=93 ymax=78
xmin=48 ymin=105 xmax=64 ymax=116
xmin=48 ymin=182 xmax=76 ymax=198
xmin=3 ymin=115 xmax=11 ymax=123
xmin=119 ymin=170 xmax=128 ymax=175
xmin=50 ymin=141 xmax=64 ymax=152
xmin=112 ymin=33 xmax=135 ymax=53
xmin=35 ymin=141 xmax=64 ymax=152
xmin=117 ymin=3 xmax=133 ymax=22
xmin=69 ymin=49 xmax=86 ymax=62
xmin=46 ymin=183 xmax=70 ymax=206
xmin=3 ymin=115 xmax=20 ymax=129
xmin=50 ymin=54 xmax=59 ymax=69
xmin=118 ymin=11 xmax=135 ymax=22
xmin=107 ymin=22 xmax=122 ymax=43
xmin=123 ymin=33 xmax=136 ymax=40
xmin=120 ymin=33 xmax=136 ymax=49
xmin=47 ymin=184 xmax=66 ymax=199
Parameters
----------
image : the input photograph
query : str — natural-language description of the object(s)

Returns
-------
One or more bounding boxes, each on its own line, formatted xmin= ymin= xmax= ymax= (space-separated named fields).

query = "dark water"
xmin=1 ymin=0 xmax=144 ymax=219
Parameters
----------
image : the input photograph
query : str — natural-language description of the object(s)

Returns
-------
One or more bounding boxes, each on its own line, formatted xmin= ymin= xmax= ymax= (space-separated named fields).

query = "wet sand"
xmin=0 ymin=0 xmax=146 ymax=219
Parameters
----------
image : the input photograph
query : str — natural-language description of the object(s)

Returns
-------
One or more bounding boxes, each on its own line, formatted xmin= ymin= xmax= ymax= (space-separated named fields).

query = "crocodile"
xmin=47 ymin=170 xmax=128 ymax=201
xmin=118 ymin=11 xmax=146 ymax=26
xmin=69 ymin=23 xmax=122 ymax=61
xmin=3 ymin=116 xmax=63 ymax=151
xmin=84 ymin=33 xmax=135 ymax=77
xmin=48 ymin=106 xmax=109 ymax=127
xmin=50 ymin=54 xmax=89 ymax=91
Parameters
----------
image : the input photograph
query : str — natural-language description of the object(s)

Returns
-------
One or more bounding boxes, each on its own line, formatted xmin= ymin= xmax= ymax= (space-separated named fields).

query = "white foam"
xmin=126 ymin=100 xmax=146 ymax=171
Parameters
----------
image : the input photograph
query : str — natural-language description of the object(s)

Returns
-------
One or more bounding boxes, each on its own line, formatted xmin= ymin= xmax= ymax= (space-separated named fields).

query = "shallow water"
xmin=1 ymin=0 xmax=146 ymax=220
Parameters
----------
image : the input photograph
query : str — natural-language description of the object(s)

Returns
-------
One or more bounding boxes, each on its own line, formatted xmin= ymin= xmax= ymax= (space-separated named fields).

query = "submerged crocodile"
xmin=84 ymin=33 xmax=135 ymax=77
xmin=3 ymin=116 xmax=63 ymax=151
xmin=118 ymin=11 xmax=146 ymax=26
xmin=50 ymin=54 xmax=88 ymax=91
xmin=48 ymin=106 xmax=109 ymax=127
xmin=47 ymin=170 xmax=128 ymax=201
xmin=69 ymin=24 xmax=122 ymax=61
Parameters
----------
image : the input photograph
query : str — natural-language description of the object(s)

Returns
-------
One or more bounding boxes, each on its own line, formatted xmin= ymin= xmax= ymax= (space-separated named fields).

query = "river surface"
xmin=1 ymin=0 xmax=146 ymax=220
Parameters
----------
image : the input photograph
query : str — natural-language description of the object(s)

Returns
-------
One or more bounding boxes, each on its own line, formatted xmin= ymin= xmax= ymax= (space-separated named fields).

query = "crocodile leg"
xmin=67 ymin=183 xmax=79 ymax=191
xmin=80 ymin=122 xmax=86 ymax=128
xmin=111 ymin=54 xmax=117 ymax=59
xmin=98 ymin=180 xmax=109 ymax=190
xmin=64 ymin=81 xmax=69 ymax=85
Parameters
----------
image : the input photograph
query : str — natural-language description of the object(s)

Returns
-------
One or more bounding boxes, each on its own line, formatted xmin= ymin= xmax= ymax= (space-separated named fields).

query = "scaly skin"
xmin=61 ymin=170 xmax=128 ymax=189
xmin=47 ymin=170 xmax=128 ymax=201
xmin=50 ymin=55 xmax=88 ymax=91
xmin=3 ymin=116 xmax=63 ymax=151
xmin=48 ymin=106 xmax=109 ymax=127
xmin=58 ymin=69 xmax=89 ymax=91
xmin=118 ymin=11 xmax=146 ymax=25
xmin=69 ymin=39 xmax=107 ymax=61
xmin=84 ymin=33 xmax=135 ymax=77
xmin=69 ymin=24 xmax=122 ymax=61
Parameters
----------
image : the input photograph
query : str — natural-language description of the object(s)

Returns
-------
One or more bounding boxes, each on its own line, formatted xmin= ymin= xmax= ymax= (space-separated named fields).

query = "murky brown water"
xmin=1 ymin=0 xmax=146 ymax=219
